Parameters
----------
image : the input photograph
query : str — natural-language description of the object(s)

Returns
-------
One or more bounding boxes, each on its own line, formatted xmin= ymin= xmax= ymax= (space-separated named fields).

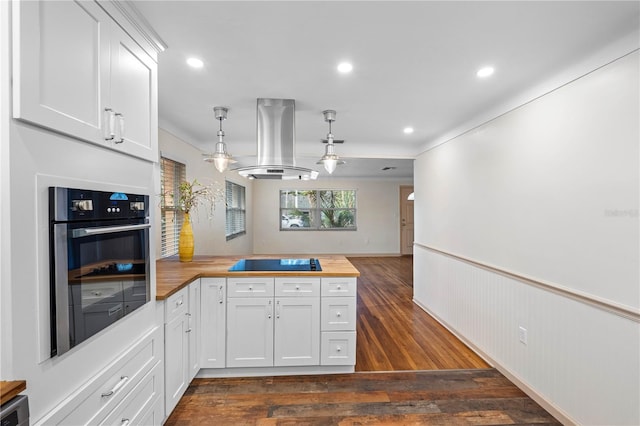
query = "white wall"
xmin=157 ymin=128 xmax=253 ymax=257
xmin=252 ymin=178 xmax=411 ymax=255
xmin=414 ymin=50 xmax=639 ymax=425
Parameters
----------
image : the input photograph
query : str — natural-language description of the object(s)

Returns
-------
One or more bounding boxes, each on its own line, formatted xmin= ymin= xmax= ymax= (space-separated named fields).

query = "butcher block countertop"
xmin=156 ymin=255 xmax=360 ymax=300
xmin=0 ymin=380 xmax=26 ymax=405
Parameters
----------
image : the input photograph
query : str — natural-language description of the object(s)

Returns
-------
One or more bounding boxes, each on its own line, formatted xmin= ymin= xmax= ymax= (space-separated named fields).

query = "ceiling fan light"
xmin=317 ymin=109 xmax=346 ymax=174
xmin=205 ymin=106 xmax=235 ymax=172
xmin=213 ymin=156 xmax=230 ymax=173
xmin=204 ymin=137 xmax=237 ymax=170
xmin=318 ymin=156 xmax=338 ymax=174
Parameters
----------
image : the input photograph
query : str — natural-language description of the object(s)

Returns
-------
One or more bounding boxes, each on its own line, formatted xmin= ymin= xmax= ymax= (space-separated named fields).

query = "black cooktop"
xmin=228 ymin=258 xmax=321 ymax=272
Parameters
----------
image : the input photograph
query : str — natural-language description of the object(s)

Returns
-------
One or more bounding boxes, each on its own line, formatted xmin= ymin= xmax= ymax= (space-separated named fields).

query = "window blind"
xmin=226 ymin=180 xmax=246 ymax=240
xmin=161 ymin=157 xmax=186 ymax=256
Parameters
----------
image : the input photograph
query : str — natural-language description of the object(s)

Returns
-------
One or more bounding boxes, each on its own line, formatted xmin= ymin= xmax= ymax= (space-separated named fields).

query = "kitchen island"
xmin=156 ymin=255 xmax=360 ymax=299
xmin=156 ymin=255 xmax=360 ymax=414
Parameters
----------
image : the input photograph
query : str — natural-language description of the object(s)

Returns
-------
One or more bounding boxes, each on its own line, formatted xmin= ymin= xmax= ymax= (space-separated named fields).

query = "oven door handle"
xmin=72 ymin=223 xmax=150 ymax=238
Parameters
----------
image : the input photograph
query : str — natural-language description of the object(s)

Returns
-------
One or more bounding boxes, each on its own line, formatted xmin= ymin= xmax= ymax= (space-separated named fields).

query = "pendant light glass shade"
xmin=317 ymin=110 xmax=345 ymax=174
xmin=317 ymin=142 xmax=344 ymax=174
xmin=203 ymin=106 xmax=236 ymax=172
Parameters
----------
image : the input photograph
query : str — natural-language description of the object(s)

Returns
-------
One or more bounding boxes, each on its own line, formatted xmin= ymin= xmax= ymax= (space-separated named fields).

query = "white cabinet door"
xmin=164 ymin=312 xmax=188 ymax=415
xmin=226 ymin=297 xmax=273 ymax=368
xmin=187 ymin=280 xmax=200 ymax=380
xmin=274 ymin=297 xmax=320 ymax=366
xmin=12 ymin=0 xmax=158 ymax=162
xmin=12 ymin=0 xmax=109 ymax=142
xmin=200 ymin=278 xmax=226 ymax=368
xmin=108 ymin=23 xmax=158 ymax=161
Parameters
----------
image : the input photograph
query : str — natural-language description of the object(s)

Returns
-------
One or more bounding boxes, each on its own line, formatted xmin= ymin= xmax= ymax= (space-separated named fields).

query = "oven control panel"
xmin=50 ymin=187 xmax=149 ymax=221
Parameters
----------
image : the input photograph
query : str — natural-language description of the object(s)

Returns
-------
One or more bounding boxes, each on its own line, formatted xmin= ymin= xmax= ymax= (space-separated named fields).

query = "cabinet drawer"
xmin=99 ymin=361 xmax=162 ymax=425
xmin=165 ymin=286 xmax=188 ymax=322
xmin=321 ymin=297 xmax=357 ymax=331
xmin=275 ymin=277 xmax=320 ymax=297
xmin=321 ymin=277 xmax=357 ymax=297
xmin=40 ymin=328 xmax=161 ymax=425
xmin=227 ymin=277 xmax=274 ymax=298
xmin=321 ymin=331 xmax=356 ymax=366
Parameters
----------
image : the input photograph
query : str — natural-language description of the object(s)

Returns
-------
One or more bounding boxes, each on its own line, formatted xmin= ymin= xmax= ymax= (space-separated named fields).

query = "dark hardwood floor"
xmin=166 ymin=256 xmax=559 ymax=425
xmin=166 ymin=370 xmax=559 ymax=425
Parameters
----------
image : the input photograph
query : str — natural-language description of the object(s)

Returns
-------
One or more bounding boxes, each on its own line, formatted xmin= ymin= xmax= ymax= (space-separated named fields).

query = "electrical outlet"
xmin=519 ymin=326 xmax=528 ymax=345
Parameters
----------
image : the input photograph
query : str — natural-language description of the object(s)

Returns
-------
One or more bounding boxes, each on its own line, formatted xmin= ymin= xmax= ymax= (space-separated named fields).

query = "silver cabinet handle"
xmin=336 ymin=312 xmax=342 ymax=318
xmin=218 ymin=285 xmax=224 ymax=304
xmin=72 ymin=223 xmax=150 ymax=238
xmin=101 ymin=375 xmax=129 ymax=397
xmin=114 ymin=112 xmax=125 ymax=144
xmin=267 ymin=300 xmax=272 ymax=319
xmin=276 ymin=300 xmax=281 ymax=319
xmin=121 ymin=419 xmax=130 ymax=426
xmin=104 ymin=107 xmax=115 ymax=140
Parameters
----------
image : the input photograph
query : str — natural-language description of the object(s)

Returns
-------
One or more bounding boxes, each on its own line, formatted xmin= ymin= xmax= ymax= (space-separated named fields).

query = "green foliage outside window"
xmin=280 ymin=189 xmax=356 ymax=230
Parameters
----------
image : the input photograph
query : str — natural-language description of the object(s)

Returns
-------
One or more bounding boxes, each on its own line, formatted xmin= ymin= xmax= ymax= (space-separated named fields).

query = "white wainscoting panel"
xmin=414 ymin=245 xmax=640 ymax=426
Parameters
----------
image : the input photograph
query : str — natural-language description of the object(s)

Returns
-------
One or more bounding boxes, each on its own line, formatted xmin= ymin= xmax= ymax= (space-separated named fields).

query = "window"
xmin=160 ymin=157 xmax=186 ymax=257
xmin=226 ymin=180 xmax=246 ymax=240
xmin=280 ymin=190 xmax=356 ymax=230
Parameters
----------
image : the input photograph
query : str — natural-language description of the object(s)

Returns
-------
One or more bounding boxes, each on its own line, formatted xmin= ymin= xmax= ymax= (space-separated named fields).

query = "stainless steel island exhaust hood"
xmin=234 ymin=98 xmax=319 ymax=180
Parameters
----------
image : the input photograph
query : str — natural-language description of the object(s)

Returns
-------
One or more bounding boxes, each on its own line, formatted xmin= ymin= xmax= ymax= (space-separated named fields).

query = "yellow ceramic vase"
xmin=178 ymin=212 xmax=194 ymax=262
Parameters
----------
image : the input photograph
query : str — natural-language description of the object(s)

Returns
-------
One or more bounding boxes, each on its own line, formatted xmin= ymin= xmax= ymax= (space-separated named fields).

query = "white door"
xmin=164 ymin=314 xmax=188 ymax=414
xmin=226 ymin=297 xmax=274 ymax=368
xmin=109 ymin=23 xmax=158 ymax=161
xmin=274 ymin=297 xmax=320 ymax=366
xmin=400 ymin=185 xmax=415 ymax=255
xmin=200 ymin=278 xmax=226 ymax=368
xmin=187 ymin=280 xmax=200 ymax=380
xmin=12 ymin=0 xmax=109 ymax=142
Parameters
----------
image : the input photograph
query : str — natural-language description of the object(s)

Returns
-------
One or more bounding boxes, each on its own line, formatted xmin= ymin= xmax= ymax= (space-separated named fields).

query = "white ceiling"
xmin=133 ymin=1 xmax=639 ymax=179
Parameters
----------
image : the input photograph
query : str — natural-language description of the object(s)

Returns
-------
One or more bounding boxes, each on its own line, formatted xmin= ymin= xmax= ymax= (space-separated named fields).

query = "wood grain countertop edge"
xmin=0 ymin=380 xmax=27 ymax=405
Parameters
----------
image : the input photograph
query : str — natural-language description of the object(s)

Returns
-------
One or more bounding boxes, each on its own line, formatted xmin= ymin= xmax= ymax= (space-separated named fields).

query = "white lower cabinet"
xmin=320 ymin=278 xmax=357 ymax=366
xmin=200 ymin=278 xmax=226 ymax=368
xmin=226 ymin=297 xmax=274 ymax=367
xmin=226 ymin=277 xmax=322 ymax=368
xmin=164 ymin=280 xmax=199 ymax=416
xmin=99 ymin=362 xmax=163 ymax=425
xmin=192 ymin=275 xmax=357 ymax=376
xmin=35 ymin=327 xmax=163 ymax=426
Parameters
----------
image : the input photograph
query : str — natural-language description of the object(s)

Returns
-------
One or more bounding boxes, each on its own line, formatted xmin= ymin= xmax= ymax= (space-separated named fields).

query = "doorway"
xmin=399 ymin=185 xmax=414 ymax=255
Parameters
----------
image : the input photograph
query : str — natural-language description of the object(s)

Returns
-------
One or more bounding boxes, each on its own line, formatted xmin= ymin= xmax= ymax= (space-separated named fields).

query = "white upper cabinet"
xmin=12 ymin=0 xmax=159 ymax=162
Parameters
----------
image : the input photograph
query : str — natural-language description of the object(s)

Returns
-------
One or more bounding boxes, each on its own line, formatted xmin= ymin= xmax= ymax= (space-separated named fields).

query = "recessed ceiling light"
xmin=403 ymin=127 xmax=414 ymax=134
xmin=476 ymin=66 xmax=495 ymax=78
xmin=187 ymin=57 xmax=204 ymax=69
xmin=337 ymin=62 xmax=353 ymax=74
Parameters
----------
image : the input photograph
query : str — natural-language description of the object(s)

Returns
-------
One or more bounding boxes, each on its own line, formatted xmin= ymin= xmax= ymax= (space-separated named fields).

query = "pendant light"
xmin=317 ymin=109 xmax=345 ymax=174
xmin=203 ymin=106 xmax=236 ymax=173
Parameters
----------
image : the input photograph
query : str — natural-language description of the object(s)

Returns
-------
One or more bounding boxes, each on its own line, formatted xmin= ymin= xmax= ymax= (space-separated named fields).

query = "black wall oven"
xmin=49 ymin=187 xmax=150 ymax=357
